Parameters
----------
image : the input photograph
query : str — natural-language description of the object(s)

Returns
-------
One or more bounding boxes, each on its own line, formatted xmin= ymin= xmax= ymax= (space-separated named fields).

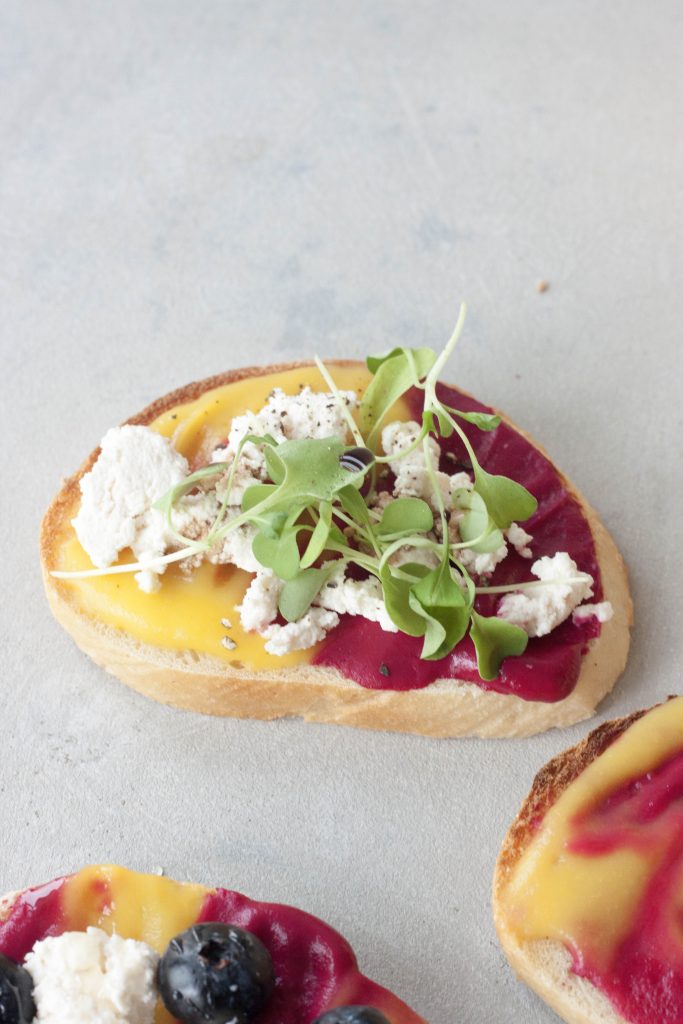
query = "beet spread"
xmin=313 ymin=383 xmax=602 ymax=703
xmin=0 ymin=874 xmax=423 ymax=1024
xmin=567 ymin=750 xmax=683 ymax=1023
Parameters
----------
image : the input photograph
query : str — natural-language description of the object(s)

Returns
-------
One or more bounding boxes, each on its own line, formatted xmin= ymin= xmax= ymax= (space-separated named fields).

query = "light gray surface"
xmin=1 ymin=2 xmax=682 ymax=1022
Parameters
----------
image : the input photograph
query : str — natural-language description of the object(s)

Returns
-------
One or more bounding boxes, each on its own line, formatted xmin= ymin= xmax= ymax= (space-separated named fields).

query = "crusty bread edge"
xmin=40 ymin=362 xmax=633 ymax=738
xmin=492 ymin=708 xmax=654 ymax=1024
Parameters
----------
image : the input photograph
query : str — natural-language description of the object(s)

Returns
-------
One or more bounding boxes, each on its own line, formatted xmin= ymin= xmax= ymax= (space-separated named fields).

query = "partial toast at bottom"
xmin=493 ymin=708 xmax=651 ymax=1024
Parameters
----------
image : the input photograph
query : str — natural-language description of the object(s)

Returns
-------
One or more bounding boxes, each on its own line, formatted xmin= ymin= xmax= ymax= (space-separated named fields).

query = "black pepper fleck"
xmin=379 ymin=663 xmax=390 ymax=677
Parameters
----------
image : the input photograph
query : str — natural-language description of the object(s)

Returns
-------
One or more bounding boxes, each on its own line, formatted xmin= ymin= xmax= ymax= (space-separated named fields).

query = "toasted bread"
xmin=493 ymin=708 xmax=656 ymax=1024
xmin=41 ymin=361 xmax=632 ymax=738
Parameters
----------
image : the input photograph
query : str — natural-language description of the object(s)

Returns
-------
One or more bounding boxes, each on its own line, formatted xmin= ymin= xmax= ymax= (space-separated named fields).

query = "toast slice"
xmin=0 ymin=864 xmax=426 ymax=1024
xmin=41 ymin=360 xmax=632 ymax=738
xmin=493 ymin=700 xmax=682 ymax=1024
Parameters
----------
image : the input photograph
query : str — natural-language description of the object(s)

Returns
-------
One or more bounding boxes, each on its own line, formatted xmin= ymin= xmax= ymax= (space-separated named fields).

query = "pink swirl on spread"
xmin=566 ymin=750 xmax=683 ymax=1023
xmin=314 ymin=383 xmax=602 ymax=702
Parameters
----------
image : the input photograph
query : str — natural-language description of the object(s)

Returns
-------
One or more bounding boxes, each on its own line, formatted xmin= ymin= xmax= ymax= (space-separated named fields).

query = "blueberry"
xmin=339 ymin=447 xmax=375 ymax=473
xmin=157 ymin=923 xmax=275 ymax=1024
xmin=312 ymin=1007 xmax=390 ymax=1024
xmin=0 ymin=954 xmax=35 ymax=1024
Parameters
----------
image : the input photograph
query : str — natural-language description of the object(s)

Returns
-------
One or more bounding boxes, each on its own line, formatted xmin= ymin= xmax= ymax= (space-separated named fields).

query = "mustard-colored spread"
xmin=501 ymin=696 xmax=683 ymax=970
xmin=53 ymin=365 xmax=387 ymax=669
xmin=62 ymin=865 xmax=209 ymax=1024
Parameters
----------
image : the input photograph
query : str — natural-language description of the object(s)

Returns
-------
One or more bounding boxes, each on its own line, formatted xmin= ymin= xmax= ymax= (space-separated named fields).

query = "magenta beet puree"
xmin=0 ymin=876 xmax=424 ymax=1024
xmin=314 ymin=383 xmax=602 ymax=702
xmin=566 ymin=750 xmax=683 ymax=1023
xmin=200 ymin=890 xmax=423 ymax=1023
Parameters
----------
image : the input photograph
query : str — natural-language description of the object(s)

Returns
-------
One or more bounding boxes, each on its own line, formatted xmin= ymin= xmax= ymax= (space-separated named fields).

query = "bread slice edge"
xmin=492 ymin=708 xmax=653 ymax=1023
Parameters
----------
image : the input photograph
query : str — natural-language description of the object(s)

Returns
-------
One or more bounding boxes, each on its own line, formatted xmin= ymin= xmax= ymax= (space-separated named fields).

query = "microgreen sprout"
xmin=53 ymin=303 xmax=548 ymax=680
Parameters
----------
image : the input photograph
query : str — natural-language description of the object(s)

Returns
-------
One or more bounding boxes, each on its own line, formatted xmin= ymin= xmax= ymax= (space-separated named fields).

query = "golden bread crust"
xmin=40 ymin=362 xmax=632 ymax=738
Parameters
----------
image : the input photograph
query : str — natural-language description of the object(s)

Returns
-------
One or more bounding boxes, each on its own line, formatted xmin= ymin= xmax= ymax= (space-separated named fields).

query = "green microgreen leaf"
xmin=300 ymin=501 xmax=332 ymax=568
xmin=377 ymin=497 xmax=433 ymax=539
xmin=452 ymin=490 xmax=505 ymax=554
xmin=407 ymin=560 xmax=473 ymax=660
xmin=366 ymin=346 xmax=436 ymax=376
xmin=338 ymin=484 xmax=372 ymax=528
xmin=252 ymin=529 xmax=301 ymax=580
xmin=450 ymin=409 xmax=501 ymax=432
xmin=278 ymin=565 xmax=333 ymax=622
xmin=380 ymin=561 xmax=430 ymax=637
xmin=264 ymin=445 xmax=285 ymax=484
xmin=469 ymin=611 xmax=528 ymax=680
xmin=360 ymin=349 xmax=437 ymax=446
xmin=271 ymin=438 xmax=369 ymax=504
xmin=472 ymin=466 xmax=537 ymax=530
xmin=241 ymin=484 xmax=278 ymax=512
xmin=248 ymin=510 xmax=289 ymax=540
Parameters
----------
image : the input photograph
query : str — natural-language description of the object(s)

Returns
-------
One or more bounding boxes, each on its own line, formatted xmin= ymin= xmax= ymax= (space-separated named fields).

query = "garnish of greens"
xmin=54 ymin=303 xmax=551 ymax=681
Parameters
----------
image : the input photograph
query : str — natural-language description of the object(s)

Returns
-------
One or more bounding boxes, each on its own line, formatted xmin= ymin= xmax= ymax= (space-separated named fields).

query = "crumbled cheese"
xmin=171 ymin=490 xmax=219 ymax=540
xmin=263 ymin=607 xmax=339 ymax=655
xmin=449 ymin=471 xmax=474 ymax=493
xmin=208 ymin=520 xmax=261 ymax=573
xmin=457 ymin=540 xmax=509 ymax=577
xmin=133 ymin=570 xmax=161 ymax=594
xmin=238 ymin=570 xmax=282 ymax=633
xmin=506 ymin=522 xmax=534 ymax=558
xmin=497 ymin=552 xmax=594 ymax=638
xmin=24 ymin=927 xmax=157 ymax=1024
xmin=209 ymin=450 xmax=264 ymax=504
xmin=573 ymin=601 xmax=614 ymax=624
xmin=381 ymin=421 xmax=443 ymax=502
xmin=72 ymin=426 xmax=188 ymax=583
xmin=212 ymin=387 xmax=357 ymax=480
xmin=316 ymin=565 xmax=398 ymax=632
xmin=381 ymin=421 xmax=477 ymax=511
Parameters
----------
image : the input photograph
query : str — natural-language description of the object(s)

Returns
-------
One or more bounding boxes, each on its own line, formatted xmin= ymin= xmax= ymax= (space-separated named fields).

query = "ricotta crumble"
xmin=24 ymin=927 xmax=158 ymax=1024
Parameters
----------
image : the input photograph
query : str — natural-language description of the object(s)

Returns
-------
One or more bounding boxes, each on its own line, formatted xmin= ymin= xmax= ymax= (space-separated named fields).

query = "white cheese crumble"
xmin=316 ymin=565 xmax=398 ymax=633
xmin=212 ymin=386 xmax=357 ymax=482
xmin=262 ymin=607 xmax=339 ymax=655
xmin=457 ymin=537 xmax=509 ymax=577
xmin=506 ymin=522 xmax=534 ymax=558
xmin=497 ymin=552 xmax=595 ymax=638
xmin=72 ymin=426 xmax=189 ymax=592
xmin=381 ymin=420 xmax=443 ymax=502
xmin=238 ymin=570 xmax=282 ymax=633
xmin=572 ymin=601 xmax=614 ymax=624
xmin=209 ymin=520 xmax=261 ymax=574
xmin=24 ymin=927 xmax=157 ymax=1024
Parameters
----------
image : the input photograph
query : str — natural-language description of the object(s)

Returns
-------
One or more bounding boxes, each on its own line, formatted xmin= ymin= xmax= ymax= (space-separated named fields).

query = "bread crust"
xmin=492 ymin=707 xmax=659 ymax=1024
xmin=40 ymin=362 xmax=633 ymax=738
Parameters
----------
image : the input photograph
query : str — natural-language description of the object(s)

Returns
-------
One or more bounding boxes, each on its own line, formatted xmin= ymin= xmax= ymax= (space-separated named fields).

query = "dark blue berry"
xmin=339 ymin=447 xmax=375 ymax=473
xmin=313 ymin=1007 xmax=390 ymax=1024
xmin=0 ymin=954 xmax=35 ymax=1024
xmin=157 ymin=923 xmax=274 ymax=1024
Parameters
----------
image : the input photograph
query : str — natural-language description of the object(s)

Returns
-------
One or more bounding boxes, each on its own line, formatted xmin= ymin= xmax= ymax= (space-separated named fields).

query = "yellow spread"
xmin=52 ymin=364 xmax=390 ymax=670
xmin=62 ymin=865 xmax=210 ymax=1024
xmin=500 ymin=696 xmax=683 ymax=968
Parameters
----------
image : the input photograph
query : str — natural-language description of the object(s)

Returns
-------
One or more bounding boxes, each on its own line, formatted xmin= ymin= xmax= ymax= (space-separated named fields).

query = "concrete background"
xmin=2 ymin=2 xmax=682 ymax=1021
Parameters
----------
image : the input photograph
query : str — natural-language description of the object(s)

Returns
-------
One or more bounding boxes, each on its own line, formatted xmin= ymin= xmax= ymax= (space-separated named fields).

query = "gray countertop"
xmin=2 ymin=3 xmax=682 ymax=1022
